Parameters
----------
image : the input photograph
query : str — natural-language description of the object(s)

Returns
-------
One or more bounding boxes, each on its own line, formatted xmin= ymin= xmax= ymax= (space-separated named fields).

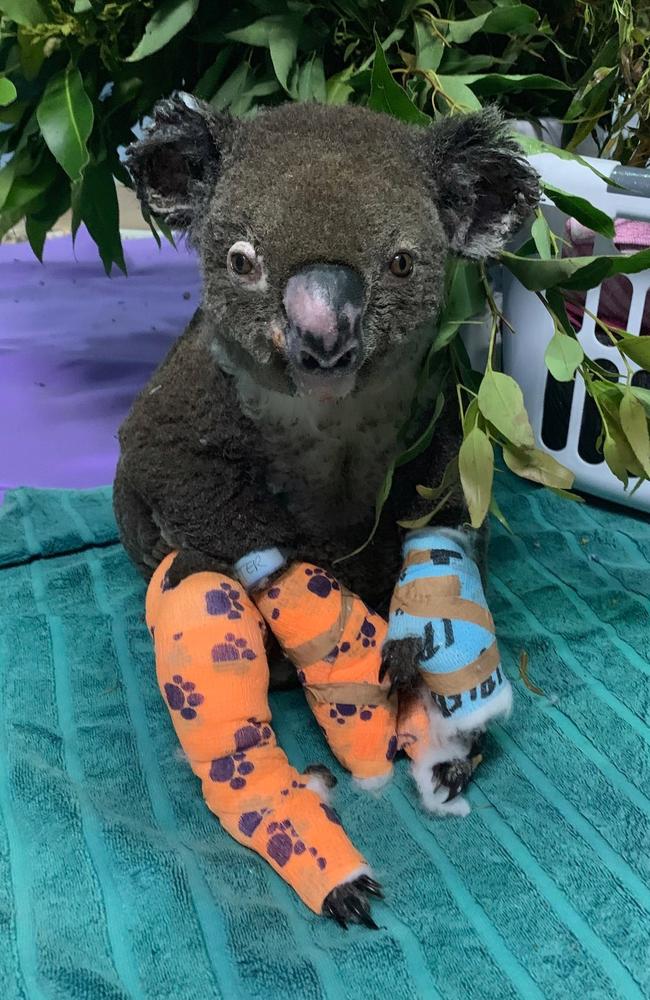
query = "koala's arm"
xmin=114 ymin=317 xmax=303 ymax=585
xmin=380 ymin=392 xmax=489 ymax=694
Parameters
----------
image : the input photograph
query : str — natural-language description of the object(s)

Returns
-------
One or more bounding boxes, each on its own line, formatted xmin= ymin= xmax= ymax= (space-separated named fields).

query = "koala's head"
xmin=128 ymin=96 xmax=538 ymax=399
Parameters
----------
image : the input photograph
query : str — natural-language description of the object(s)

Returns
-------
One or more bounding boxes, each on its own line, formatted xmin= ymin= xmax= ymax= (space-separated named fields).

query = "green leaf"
xmin=0 ymin=157 xmax=15 ymax=210
xmin=459 ymin=427 xmax=494 ymax=528
xmin=618 ymin=336 xmax=650 ymax=369
xmin=269 ymin=21 xmax=299 ymax=92
xmin=194 ymin=47 xmax=233 ymax=100
xmin=25 ymin=214 xmax=48 ymax=261
xmin=544 ymin=331 xmax=584 ymax=381
xmin=531 ymin=213 xmax=551 ymax=259
xmin=502 ymin=445 xmax=575 ymax=488
xmin=620 ymin=392 xmax=650 ymax=477
xmin=368 ymin=33 xmax=430 ymax=126
xmin=436 ymin=75 xmax=482 ymax=112
xmin=0 ymin=78 xmax=17 ymax=107
xmin=631 ymin=386 xmax=650 ymax=416
xmin=76 ymin=160 xmax=126 ymax=276
xmin=477 ymin=370 xmax=535 ymax=448
xmin=443 ymin=4 xmax=537 ymax=44
xmin=489 ymin=494 xmax=511 ymax=531
xmin=501 ymin=248 xmax=650 ymax=292
xmin=513 ymin=133 xmax=619 ymax=188
xmin=542 ymin=183 xmax=614 ymax=239
xmin=459 ymin=73 xmax=570 ymax=95
xmin=597 ymin=390 xmax=644 ymax=484
xmin=126 ymin=0 xmax=199 ymax=62
xmin=36 ymin=68 xmax=94 ymax=181
xmin=413 ymin=18 xmax=443 ymax=72
xmin=210 ymin=63 xmax=250 ymax=111
xmin=396 ymin=392 xmax=446 ymax=468
xmin=0 ymin=0 xmax=45 ymax=26
xmin=325 ymin=68 xmax=354 ymax=105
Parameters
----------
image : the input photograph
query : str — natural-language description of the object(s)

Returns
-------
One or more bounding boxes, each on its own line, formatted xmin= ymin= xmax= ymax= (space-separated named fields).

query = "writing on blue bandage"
xmin=234 ymin=548 xmax=286 ymax=590
xmin=388 ymin=528 xmax=511 ymax=728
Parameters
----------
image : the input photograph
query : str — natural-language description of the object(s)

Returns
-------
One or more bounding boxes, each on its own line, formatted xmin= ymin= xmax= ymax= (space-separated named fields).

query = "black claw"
xmin=347 ymin=897 xmax=378 ymax=930
xmin=433 ymin=757 xmax=474 ymax=802
xmin=357 ymin=875 xmax=384 ymax=899
xmin=323 ymin=899 xmax=348 ymax=929
xmin=378 ymin=660 xmax=388 ymax=682
xmin=323 ymin=876 xmax=383 ymax=928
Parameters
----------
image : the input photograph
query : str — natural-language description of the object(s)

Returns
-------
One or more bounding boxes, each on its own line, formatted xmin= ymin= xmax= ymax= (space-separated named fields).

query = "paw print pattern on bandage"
xmin=211 ymin=632 xmax=257 ymax=664
xmin=323 ymin=641 xmax=351 ymax=664
xmin=164 ymin=674 xmax=205 ymax=720
xmin=356 ymin=617 xmax=377 ymax=648
xmin=205 ymin=582 xmax=245 ymax=619
xmin=265 ymin=818 xmax=328 ymax=871
xmin=328 ymin=703 xmax=378 ymax=724
xmin=208 ymin=719 xmax=272 ymax=790
xmin=304 ymin=567 xmax=340 ymax=599
xmin=266 ymin=586 xmax=282 ymax=620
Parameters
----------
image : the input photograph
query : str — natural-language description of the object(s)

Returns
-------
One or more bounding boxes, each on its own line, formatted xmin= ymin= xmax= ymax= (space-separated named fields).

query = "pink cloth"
xmin=563 ymin=218 xmax=650 ymax=335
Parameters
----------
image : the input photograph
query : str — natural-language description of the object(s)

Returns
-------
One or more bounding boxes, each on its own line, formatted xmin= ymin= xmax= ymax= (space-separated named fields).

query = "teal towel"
xmin=0 ymin=480 xmax=649 ymax=1000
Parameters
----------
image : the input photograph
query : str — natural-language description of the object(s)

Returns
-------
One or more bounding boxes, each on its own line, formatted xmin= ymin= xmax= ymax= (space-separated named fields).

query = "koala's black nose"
xmin=284 ymin=264 xmax=364 ymax=376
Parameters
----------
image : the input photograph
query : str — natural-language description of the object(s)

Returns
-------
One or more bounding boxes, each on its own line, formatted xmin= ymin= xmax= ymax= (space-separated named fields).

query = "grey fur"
xmin=116 ymin=99 xmax=538 ymax=613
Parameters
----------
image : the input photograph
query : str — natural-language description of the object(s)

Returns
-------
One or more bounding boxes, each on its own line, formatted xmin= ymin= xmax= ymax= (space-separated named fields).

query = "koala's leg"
xmin=383 ymin=527 xmax=512 ymax=812
xmin=146 ymin=553 xmax=380 ymax=925
xmin=253 ymin=563 xmax=398 ymax=789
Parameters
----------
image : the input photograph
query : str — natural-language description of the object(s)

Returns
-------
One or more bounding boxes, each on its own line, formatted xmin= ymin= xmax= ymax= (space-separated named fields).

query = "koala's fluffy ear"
xmin=126 ymin=93 xmax=234 ymax=229
xmin=421 ymin=107 xmax=539 ymax=259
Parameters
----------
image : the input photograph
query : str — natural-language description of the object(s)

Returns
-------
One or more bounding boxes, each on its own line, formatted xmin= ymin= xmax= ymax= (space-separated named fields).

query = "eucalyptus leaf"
xmin=269 ymin=21 xmax=299 ymax=92
xmin=36 ymin=68 xmax=94 ymax=181
xmin=542 ymin=183 xmax=614 ymax=239
xmin=514 ymin=133 xmax=620 ymax=188
xmin=502 ymin=445 xmax=575 ymax=488
xmin=501 ymin=248 xmax=650 ymax=292
xmin=459 ymin=427 xmax=494 ymax=528
xmin=477 ymin=370 xmax=535 ymax=448
xmin=0 ymin=77 xmax=16 ymax=106
xmin=531 ymin=213 xmax=551 ymax=259
xmin=631 ymin=386 xmax=650 ymax=415
xmin=0 ymin=0 xmax=45 ymax=26
xmin=76 ymin=160 xmax=126 ymax=276
xmin=489 ymin=494 xmax=511 ymax=531
xmin=127 ymin=0 xmax=199 ymax=62
xmin=368 ymin=33 xmax=430 ymax=126
xmin=443 ymin=4 xmax=537 ymax=44
xmin=544 ymin=331 xmax=584 ymax=381
xmin=413 ymin=19 xmax=443 ymax=72
xmin=457 ymin=73 xmax=570 ymax=95
xmin=619 ymin=393 xmax=650 ymax=477
xmin=618 ymin=336 xmax=650 ymax=368
xmin=326 ymin=69 xmax=354 ymax=105
xmin=436 ymin=75 xmax=482 ymax=112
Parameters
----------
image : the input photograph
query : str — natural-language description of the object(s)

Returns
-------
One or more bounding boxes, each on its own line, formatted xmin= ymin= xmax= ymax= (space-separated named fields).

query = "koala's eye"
xmin=389 ymin=252 xmax=413 ymax=278
xmin=227 ymin=241 xmax=256 ymax=277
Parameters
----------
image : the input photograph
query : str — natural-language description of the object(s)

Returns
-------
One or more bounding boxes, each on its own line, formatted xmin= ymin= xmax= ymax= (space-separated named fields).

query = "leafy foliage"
xmin=1 ymin=0 xmax=648 ymax=527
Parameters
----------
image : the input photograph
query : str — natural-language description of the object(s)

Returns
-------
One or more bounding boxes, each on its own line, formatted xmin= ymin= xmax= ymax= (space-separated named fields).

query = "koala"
xmin=114 ymin=96 xmax=538 ymax=926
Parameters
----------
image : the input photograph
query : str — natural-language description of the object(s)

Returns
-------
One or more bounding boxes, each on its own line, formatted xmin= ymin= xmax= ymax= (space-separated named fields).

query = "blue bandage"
xmin=234 ymin=548 xmax=286 ymax=590
xmin=388 ymin=528 xmax=511 ymax=731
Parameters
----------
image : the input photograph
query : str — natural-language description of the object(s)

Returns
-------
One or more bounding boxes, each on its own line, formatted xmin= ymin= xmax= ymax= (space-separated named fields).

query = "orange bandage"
xmin=146 ymin=553 xmax=368 ymax=914
xmin=254 ymin=563 xmax=398 ymax=784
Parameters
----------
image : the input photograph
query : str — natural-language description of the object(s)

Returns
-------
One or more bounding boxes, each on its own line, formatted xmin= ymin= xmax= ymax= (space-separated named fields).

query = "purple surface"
xmin=0 ymin=229 xmax=200 ymax=503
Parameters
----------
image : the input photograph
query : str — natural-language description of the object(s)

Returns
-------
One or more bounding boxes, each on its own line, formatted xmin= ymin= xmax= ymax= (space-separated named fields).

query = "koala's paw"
xmin=379 ymin=637 xmax=422 ymax=697
xmin=432 ymin=737 xmax=483 ymax=803
xmin=322 ymin=875 xmax=383 ymax=929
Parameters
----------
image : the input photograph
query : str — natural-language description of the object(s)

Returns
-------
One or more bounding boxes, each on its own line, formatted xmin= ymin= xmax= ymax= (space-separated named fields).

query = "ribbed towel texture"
xmin=0 ymin=479 xmax=648 ymax=1000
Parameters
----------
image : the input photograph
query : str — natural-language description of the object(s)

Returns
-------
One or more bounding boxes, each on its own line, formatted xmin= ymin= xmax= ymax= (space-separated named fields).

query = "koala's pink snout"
xmin=283 ymin=264 xmax=364 ymax=379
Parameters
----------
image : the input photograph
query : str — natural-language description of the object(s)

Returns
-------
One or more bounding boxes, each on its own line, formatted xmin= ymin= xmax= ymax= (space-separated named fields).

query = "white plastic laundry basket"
xmin=502 ymin=153 xmax=650 ymax=513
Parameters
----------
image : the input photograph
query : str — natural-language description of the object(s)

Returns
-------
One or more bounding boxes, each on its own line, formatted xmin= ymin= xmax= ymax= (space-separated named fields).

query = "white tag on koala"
xmin=234 ymin=548 xmax=286 ymax=590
